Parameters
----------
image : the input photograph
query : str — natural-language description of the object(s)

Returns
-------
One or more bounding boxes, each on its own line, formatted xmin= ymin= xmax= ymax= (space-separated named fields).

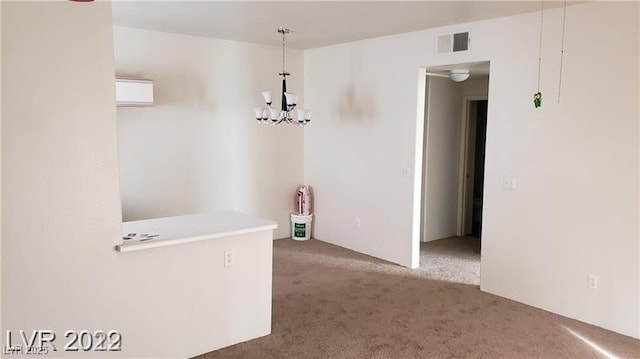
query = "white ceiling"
xmin=112 ymin=1 xmax=570 ymax=50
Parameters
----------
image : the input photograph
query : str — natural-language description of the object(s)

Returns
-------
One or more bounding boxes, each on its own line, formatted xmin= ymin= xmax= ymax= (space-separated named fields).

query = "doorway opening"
xmin=459 ymin=98 xmax=488 ymax=239
xmin=417 ymin=61 xmax=489 ymax=286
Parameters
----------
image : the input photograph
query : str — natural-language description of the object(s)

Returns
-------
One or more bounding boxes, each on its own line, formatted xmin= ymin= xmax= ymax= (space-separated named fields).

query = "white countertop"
xmin=115 ymin=211 xmax=278 ymax=253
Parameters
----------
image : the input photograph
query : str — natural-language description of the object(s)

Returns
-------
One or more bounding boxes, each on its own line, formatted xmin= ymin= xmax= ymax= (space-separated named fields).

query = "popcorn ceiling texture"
xmin=197 ymin=238 xmax=639 ymax=358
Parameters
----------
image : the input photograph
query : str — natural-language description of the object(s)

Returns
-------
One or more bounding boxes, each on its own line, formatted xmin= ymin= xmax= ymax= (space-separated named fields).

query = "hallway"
xmin=420 ymin=236 xmax=481 ymax=285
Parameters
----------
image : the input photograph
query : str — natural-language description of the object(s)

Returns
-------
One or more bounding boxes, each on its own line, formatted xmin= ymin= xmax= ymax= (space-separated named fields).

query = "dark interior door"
xmin=471 ymin=100 xmax=488 ymax=238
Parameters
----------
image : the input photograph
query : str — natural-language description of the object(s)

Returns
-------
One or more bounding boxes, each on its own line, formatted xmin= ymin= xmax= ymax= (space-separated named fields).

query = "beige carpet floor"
xmin=196 ymin=238 xmax=639 ymax=359
xmin=420 ymin=236 xmax=481 ymax=285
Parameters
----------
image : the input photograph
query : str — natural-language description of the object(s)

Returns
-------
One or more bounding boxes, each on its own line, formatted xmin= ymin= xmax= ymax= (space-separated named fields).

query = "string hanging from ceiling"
xmin=534 ymin=0 xmax=545 ymax=108
xmin=557 ymin=1 xmax=567 ymax=104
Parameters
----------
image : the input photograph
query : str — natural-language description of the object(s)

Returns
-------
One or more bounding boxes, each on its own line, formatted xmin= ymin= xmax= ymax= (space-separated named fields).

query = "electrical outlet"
xmin=355 ymin=217 xmax=362 ymax=228
xmin=503 ymin=177 xmax=517 ymax=190
xmin=224 ymin=251 xmax=234 ymax=267
xmin=587 ymin=275 xmax=598 ymax=289
xmin=401 ymin=168 xmax=410 ymax=177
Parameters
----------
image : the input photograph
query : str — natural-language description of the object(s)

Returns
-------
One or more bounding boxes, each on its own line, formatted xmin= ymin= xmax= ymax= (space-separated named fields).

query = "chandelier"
xmin=254 ymin=27 xmax=311 ymax=126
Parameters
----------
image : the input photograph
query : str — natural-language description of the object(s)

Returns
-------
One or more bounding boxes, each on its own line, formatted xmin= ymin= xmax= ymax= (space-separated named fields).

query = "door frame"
xmin=420 ymin=74 xmax=436 ymax=244
xmin=456 ymin=95 xmax=488 ymax=236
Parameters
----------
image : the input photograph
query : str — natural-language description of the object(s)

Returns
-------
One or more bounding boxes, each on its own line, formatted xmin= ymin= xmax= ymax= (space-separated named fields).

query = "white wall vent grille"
xmin=437 ymin=31 xmax=471 ymax=54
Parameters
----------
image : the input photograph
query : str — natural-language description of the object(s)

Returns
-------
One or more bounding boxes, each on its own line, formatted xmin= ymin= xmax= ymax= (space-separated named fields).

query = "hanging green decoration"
xmin=534 ymin=92 xmax=542 ymax=108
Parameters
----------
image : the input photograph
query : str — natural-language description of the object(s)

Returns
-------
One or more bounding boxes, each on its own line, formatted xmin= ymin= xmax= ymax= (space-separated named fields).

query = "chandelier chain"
xmin=281 ymin=29 xmax=286 ymax=75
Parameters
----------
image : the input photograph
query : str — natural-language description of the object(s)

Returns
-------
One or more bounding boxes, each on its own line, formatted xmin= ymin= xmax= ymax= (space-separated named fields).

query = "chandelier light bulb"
xmin=261 ymin=91 xmax=273 ymax=105
xmin=269 ymin=108 xmax=280 ymax=120
xmin=296 ymin=109 xmax=306 ymax=123
xmin=254 ymin=107 xmax=264 ymax=120
xmin=284 ymin=92 xmax=298 ymax=106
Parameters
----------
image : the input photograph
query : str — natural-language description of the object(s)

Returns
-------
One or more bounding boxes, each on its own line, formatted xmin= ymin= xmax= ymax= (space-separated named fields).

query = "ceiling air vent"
xmin=437 ymin=31 xmax=470 ymax=54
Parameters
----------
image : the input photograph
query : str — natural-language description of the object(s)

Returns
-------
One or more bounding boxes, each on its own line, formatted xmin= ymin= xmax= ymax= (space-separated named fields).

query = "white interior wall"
xmin=114 ymin=27 xmax=304 ymax=239
xmin=422 ymin=77 xmax=463 ymax=242
xmin=2 ymin=0 xmax=637 ymax=347
xmin=2 ymin=2 xmax=274 ymax=356
xmin=462 ymin=76 xmax=489 ymax=97
xmin=305 ymin=2 xmax=639 ymax=338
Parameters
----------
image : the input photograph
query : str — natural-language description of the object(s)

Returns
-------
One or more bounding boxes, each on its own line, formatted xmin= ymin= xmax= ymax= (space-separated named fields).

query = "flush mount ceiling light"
xmin=425 ymin=69 xmax=471 ymax=82
xmin=254 ymin=27 xmax=311 ymax=126
xmin=449 ymin=69 xmax=470 ymax=82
